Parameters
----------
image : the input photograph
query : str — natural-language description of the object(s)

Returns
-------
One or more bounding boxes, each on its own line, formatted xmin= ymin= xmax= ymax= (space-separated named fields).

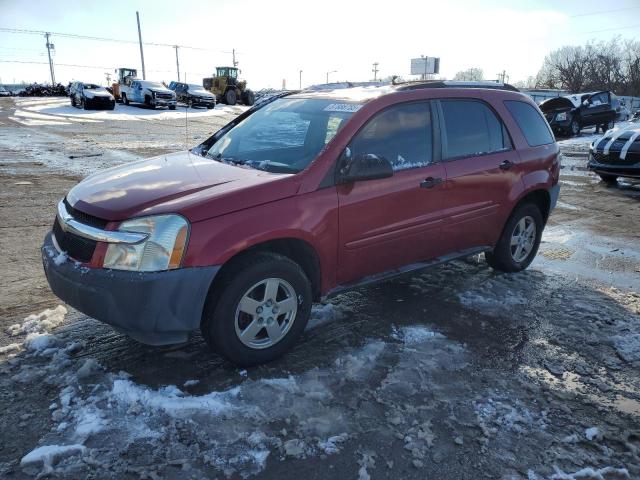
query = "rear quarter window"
xmin=504 ymin=100 xmax=554 ymax=147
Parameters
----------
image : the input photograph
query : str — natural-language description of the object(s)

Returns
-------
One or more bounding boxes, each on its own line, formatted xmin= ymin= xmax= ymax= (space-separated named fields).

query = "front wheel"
xmin=201 ymin=252 xmax=312 ymax=366
xmin=485 ymin=203 xmax=544 ymax=273
xmin=122 ymin=93 xmax=129 ymax=105
xmin=225 ymin=89 xmax=237 ymax=106
xmin=598 ymin=173 xmax=618 ymax=184
xmin=169 ymin=105 xmax=176 ymax=110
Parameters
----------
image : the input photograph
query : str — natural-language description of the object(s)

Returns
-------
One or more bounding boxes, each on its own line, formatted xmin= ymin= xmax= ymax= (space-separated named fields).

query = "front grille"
xmin=53 ymin=218 xmax=97 ymax=263
xmin=155 ymin=93 xmax=173 ymax=99
xmin=593 ymin=150 xmax=640 ymax=166
xmin=63 ymin=198 xmax=108 ymax=229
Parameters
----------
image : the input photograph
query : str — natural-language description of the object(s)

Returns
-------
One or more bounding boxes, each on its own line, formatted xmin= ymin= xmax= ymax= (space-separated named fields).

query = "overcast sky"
xmin=0 ymin=0 xmax=638 ymax=88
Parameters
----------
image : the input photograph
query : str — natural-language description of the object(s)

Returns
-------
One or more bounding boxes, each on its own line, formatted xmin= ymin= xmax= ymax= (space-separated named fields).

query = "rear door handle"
xmin=420 ymin=177 xmax=444 ymax=189
xmin=499 ymin=160 xmax=514 ymax=170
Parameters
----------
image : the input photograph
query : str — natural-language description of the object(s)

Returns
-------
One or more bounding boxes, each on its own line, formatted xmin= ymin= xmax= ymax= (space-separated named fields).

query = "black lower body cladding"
xmin=41 ymin=232 xmax=220 ymax=345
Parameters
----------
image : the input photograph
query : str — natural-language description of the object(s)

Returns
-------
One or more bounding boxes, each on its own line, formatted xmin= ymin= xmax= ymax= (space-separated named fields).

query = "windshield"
xmin=205 ymin=97 xmax=359 ymax=173
xmin=142 ymin=82 xmax=165 ymax=90
xmin=188 ymin=84 xmax=210 ymax=94
xmin=83 ymin=84 xmax=102 ymax=90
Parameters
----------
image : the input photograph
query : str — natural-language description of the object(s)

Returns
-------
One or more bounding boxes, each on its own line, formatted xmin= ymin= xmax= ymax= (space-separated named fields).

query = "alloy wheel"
xmin=234 ymin=277 xmax=298 ymax=349
xmin=510 ymin=216 xmax=536 ymax=263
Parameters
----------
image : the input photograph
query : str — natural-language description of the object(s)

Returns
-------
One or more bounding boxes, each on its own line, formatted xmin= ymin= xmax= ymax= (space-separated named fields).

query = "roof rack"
xmin=394 ymin=80 xmax=519 ymax=92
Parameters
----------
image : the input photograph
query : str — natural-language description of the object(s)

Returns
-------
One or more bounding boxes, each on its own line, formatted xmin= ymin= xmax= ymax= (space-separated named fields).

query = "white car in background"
xmin=120 ymin=80 xmax=177 ymax=110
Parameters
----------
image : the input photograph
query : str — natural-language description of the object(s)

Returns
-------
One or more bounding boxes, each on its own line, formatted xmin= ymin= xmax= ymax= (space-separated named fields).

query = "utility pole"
xmin=232 ymin=49 xmax=238 ymax=68
xmin=136 ymin=11 xmax=146 ymax=80
xmin=372 ymin=62 xmax=379 ymax=81
xmin=497 ymin=70 xmax=509 ymax=83
xmin=326 ymin=70 xmax=337 ymax=84
xmin=44 ymin=32 xmax=55 ymax=85
xmin=299 ymin=70 xmax=303 ymax=89
xmin=174 ymin=45 xmax=180 ymax=82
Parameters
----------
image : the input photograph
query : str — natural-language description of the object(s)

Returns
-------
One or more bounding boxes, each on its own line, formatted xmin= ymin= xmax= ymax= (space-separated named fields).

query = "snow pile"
xmin=475 ymin=397 xmax=547 ymax=435
xmin=24 ymin=333 xmax=58 ymax=353
xmin=610 ymin=334 xmax=640 ymax=364
xmin=307 ymin=302 xmax=342 ymax=329
xmin=549 ymin=466 xmax=630 ymax=479
xmin=391 ymin=325 xmax=445 ymax=344
xmin=457 ymin=273 xmax=530 ymax=315
xmin=20 ymin=444 xmax=86 ymax=475
xmin=7 ymin=305 xmax=67 ymax=336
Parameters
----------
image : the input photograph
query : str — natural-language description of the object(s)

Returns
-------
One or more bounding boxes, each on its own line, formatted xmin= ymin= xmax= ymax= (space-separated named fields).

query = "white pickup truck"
xmin=120 ymin=80 xmax=177 ymax=109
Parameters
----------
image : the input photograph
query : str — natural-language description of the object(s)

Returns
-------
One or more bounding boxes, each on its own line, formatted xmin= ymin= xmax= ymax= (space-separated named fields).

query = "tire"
xmin=225 ymin=89 xmax=237 ymax=106
xmin=82 ymin=98 xmax=88 ymax=110
xmin=145 ymin=95 xmax=155 ymax=109
xmin=201 ymin=252 xmax=312 ymax=366
xmin=598 ymin=173 xmax=618 ymax=184
xmin=569 ymin=118 xmax=580 ymax=137
xmin=241 ymin=90 xmax=255 ymax=106
xmin=122 ymin=93 xmax=129 ymax=105
xmin=485 ymin=203 xmax=544 ymax=273
xmin=70 ymin=96 xmax=76 ymax=107
xmin=108 ymin=103 xmax=115 ymax=111
xmin=604 ymin=120 xmax=614 ymax=131
xmin=169 ymin=105 xmax=176 ymax=110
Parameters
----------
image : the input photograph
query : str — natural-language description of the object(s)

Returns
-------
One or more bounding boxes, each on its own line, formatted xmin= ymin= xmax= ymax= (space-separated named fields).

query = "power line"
xmin=577 ymin=24 xmax=640 ymax=35
xmin=569 ymin=6 xmax=640 ymax=18
xmin=0 ymin=27 xmax=238 ymax=54
xmin=0 ymin=59 xmax=210 ymax=76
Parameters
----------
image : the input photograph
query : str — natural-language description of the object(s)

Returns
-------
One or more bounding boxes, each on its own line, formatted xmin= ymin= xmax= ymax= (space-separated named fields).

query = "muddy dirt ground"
xmin=0 ymin=97 xmax=639 ymax=480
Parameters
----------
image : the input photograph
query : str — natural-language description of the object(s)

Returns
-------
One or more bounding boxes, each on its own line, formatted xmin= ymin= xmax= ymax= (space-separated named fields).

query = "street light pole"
xmin=299 ymin=70 xmax=303 ymax=89
xmin=326 ymin=70 xmax=337 ymax=84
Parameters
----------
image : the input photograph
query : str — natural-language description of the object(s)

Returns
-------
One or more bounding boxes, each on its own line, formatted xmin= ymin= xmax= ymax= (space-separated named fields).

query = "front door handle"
xmin=499 ymin=160 xmax=514 ymax=170
xmin=420 ymin=177 xmax=444 ymax=189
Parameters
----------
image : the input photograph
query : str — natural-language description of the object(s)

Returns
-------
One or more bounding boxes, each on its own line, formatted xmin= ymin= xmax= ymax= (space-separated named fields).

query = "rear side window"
xmin=349 ymin=102 xmax=432 ymax=171
xmin=439 ymin=100 xmax=511 ymax=160
xmin=504 ymin=100 xmax=554 ymax=147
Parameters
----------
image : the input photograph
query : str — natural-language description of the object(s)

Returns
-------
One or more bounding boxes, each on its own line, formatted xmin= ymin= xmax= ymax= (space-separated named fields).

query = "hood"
xmin=540 ymin=97 xmax=577 ymax=112
xmin=66 ymin=151 xmax=299 ymax=223
xmin=190 ymin=90 xmax=214 ymax=98
xmin=84 ymin=90 xmax=112 ymax=99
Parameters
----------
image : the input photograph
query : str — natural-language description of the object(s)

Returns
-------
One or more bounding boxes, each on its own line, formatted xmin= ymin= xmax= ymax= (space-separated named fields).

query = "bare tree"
xmin=453 ymin=68 xmax=484 ymax=81
xmin=536 ymin=38 xmax=640 ymax=95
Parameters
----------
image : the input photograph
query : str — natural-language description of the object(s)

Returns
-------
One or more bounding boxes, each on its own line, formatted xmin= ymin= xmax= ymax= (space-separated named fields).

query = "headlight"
xmin=103 ymin=215 xmax=189 ymax=272
xmin=555 ymin=112 xmax=568 ymax=121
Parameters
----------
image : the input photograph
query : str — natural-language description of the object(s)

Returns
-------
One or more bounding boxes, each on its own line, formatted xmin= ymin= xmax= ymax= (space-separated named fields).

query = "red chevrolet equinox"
xmin=42 ymin=82 xmax=560 ymax=366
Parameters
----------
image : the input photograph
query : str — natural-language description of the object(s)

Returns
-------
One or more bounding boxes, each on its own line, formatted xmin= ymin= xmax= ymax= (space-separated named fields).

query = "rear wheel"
xmin=70 ymin=96 xmax=76 ymax=107
xmin=598 ymin=173 xmax=618 ymax=184
xmin=485 ymin=203 xmax=544 ymax=273
xmin=241 ymin=90 xmax=255 ymax=106
xmin=201 ymin=252 xmax=312 ymax=366
xmin=122 ymin=93 xmax=129 ymax=105
xmin=169 ymin=105 xmax=176 ymax=110
xmin=225 ymin=89 xmax=237 ymax=106
xmin=570 ymin=118 xmax=580 ymax=136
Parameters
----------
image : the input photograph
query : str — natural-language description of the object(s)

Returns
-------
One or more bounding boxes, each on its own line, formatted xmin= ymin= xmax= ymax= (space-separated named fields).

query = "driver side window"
xmin=348 ymin=102 xmax=432 ymax=171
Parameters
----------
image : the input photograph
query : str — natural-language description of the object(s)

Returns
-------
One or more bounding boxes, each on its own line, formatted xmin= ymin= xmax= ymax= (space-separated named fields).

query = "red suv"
xmin=42 ymin=82 xmax=560 ymax=365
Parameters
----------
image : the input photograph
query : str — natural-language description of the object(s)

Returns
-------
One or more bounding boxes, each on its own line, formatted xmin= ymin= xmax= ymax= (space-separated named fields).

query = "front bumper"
xmin=41 ymin=232 xmax=219 ymax=345
xmin=151 ymin=98 xmax=177 ymax=107
xmin=549 ymin=184 xmax=560 ymax=212
xmin=588 ymin=162 xmax=640 ymax=179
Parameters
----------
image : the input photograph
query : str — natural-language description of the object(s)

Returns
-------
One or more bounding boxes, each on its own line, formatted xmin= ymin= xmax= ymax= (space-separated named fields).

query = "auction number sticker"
xmin=323 ymin=103 xmax=362 ymax=113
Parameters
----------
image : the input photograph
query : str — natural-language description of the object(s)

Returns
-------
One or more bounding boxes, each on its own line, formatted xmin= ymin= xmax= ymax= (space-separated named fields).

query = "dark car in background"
xmin=540 ymin=91 xmax=616 ymax=137
xmin=69 ymin=82 xmax=115 ymax=110
xmin=588 ymin=121 xmax=640 ymax=183
xmin=168 ymin=82 xmax=216 ymax=108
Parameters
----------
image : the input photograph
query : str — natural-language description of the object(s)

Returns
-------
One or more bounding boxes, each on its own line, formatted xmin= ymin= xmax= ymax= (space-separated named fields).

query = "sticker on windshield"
xmin=323 ymin=103 xmax=362 ymax=113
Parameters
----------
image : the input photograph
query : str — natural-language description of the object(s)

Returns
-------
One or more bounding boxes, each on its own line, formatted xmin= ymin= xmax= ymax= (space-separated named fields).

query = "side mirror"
xmin=339 ymin=153 xmax=393 ymax=183
xmin=582 ymin=99 xmax=590 ymax=106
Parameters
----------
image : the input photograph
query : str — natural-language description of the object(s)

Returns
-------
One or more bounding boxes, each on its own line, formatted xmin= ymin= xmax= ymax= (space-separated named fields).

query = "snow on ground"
xmin=11 ymin=97 xmax=247 ymax=125
xmin=11 ymin=322 xmax=455 ymax=478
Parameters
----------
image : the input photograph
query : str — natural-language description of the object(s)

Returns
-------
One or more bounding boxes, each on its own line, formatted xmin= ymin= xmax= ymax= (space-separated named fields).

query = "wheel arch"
xmin=201 ymin=237 xmax=323 ymax=326
xmin=513 ymin=188 xmax=551 ymax=223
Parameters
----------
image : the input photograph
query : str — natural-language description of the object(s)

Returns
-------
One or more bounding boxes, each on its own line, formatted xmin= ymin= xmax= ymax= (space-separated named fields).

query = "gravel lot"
xmin=0 ymin=97 xmax=639 ymax=480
